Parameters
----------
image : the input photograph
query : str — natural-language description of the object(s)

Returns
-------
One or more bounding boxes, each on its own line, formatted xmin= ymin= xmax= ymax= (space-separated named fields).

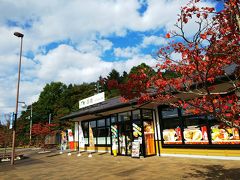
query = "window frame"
xmin=159 ymin=106 xmax=240 ymax=149
xmin=81 ymin=117 xmax=112 ymax=147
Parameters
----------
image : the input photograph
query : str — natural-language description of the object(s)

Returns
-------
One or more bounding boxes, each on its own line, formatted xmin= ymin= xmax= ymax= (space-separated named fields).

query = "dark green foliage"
xmin=17 ymin=81 xmax=97 ymax=145
xmin=107 ymin=69 xmax=121 ymax=81
xmin=162 ymin=70 xmax=181 ymax=79
xmin=129 ymin=63 xmax=156 ymax=77
xmin=16 ymin=64 xmax=156 ymax=146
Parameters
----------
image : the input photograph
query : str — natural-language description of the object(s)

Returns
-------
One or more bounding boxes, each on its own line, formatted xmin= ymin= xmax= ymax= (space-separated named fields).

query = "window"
xmin=161 ymin=107 xmax=182 ymax=144
xmin=162 ymin=117 xmax=183 ymax=144
xmin=161 ymin=107 xmax=240 ymax=147
xmin=162 ymin=108 xmax=178 ymax=118
xmin=111 ymin=115 xmax=117 ymax=123
xmin=183 ymin=116 xmax=209 ymax=144
xmin=90 ymin=121 xmax=97 ymax=144
xmin=132 ymin=110 xmax=140 ymax=120
xmin=142 ymin=109 xmax=153 ymax=119
xmin=97 ymin=119 xmax=106 ymax=145
xmin=82 ymin=121 xmax=89 ymax=145
xmin=118 ymin=112 xmax=131 ymax=122
xmin=106 ymin=117 xmax=111 ymax=126
xmin=81 ymin=118 xmax=112 ymax=146
xmin=208 ymin=116 xmax=240 ymax=145
xmin=106 ymin=118 xmax=111 ymax=144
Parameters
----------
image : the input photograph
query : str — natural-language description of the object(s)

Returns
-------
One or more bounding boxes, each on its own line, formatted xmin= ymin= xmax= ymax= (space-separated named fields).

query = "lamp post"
xmin=11 ymin=32 xmax=24 ymax=165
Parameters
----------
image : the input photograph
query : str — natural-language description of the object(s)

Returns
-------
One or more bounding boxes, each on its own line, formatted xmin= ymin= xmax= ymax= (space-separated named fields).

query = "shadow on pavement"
xmin=46 ymin=154 xmax=61 ymax=157
xmin=183 ymin=165 xmax=240 ymax=180
xmin=0 ymin=156 xmax=45 ymax=172
xmin=115 ymin=166 xmax=145 ymax=177
xmin=98 ymin=152 xmax=109 ymax=155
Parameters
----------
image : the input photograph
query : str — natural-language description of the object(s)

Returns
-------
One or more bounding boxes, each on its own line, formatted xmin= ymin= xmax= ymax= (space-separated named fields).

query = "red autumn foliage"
xmin=113 ymin=0 xmax=240 ymax=129
xmin=31 ymin=123 xmax=56 ymax=147
xmin=107 ymin=79 xmax=119 ymax=90
xmin=165 ymin=33 xmax=171 ymax=38
xmin=0 ymin=125 xmax=12 ymax=148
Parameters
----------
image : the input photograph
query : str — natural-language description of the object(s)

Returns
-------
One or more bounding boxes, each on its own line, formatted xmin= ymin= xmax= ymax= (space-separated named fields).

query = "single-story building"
xmin=61 ymin=89 xmax=240 ymax=159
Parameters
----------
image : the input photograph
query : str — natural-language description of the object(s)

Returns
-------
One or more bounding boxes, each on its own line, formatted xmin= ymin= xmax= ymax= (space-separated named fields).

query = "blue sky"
xmin=0 ymin=0 xmax=217 ymax=123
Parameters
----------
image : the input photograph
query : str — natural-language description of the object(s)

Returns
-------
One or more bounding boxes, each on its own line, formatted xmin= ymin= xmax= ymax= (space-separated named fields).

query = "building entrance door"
xmin=118 ymin=121 xmax=133 ymax=156
xmin=111 ymin=109 xmax=156 ymax=157
xmin=111 ymin=121 xmax=133 ymax=156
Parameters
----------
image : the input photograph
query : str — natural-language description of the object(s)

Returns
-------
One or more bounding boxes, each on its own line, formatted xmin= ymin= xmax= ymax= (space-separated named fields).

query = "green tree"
xmin=129 ymin=63 xmax=156 ymax=77
xmin=120 ymin=71 xmax=128 ymax=83
xmin=107 ymin=69 xmax=121 ymax=81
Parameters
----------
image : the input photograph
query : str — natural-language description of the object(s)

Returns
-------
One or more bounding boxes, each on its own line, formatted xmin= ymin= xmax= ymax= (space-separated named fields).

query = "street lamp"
xmin=11 ymin=31 xmax=24 ymax=165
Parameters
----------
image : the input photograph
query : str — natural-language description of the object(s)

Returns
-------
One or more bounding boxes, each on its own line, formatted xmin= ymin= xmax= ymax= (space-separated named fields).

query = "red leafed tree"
xmin=0 ymin=121 xmax=13 ymax=157
xmin=0 ymin=125 xmax=6 ymax=147
xmin=115 ymin=0 xmax=240 ymax=128
xmin=31 ymin=123 xmax=56 ymax=148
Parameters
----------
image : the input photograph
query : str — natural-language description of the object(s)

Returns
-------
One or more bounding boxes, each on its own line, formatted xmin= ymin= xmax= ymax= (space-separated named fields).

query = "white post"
xmin=48 ymin=113 xmax=51 ymax=124
xmin=29 ymin=104 xmax=32 ymax=146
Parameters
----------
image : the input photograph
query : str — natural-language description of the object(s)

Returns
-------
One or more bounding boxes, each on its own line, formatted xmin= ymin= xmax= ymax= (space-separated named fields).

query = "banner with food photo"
xmin=163 ymin=127 xmax=182 ymax=144
xmin=183 ymin=126 xmax=209 ymax=144
xmin=211 ymin=125 xmax=240 ymax=144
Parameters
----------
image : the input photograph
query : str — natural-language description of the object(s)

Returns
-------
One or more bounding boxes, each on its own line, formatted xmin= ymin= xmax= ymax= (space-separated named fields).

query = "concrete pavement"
xmin=1 ymin=150 xmax=240 ymax=180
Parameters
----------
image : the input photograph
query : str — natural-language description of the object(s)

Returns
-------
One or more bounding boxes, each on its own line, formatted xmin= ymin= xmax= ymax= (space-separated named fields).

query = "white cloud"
xmin=0 ymin=0 xmax=217 ymax=118
xmin=35 ymin=44 xmax=156 ymax=84
xmin=77 ymin=39 xmax=113 ymax=56
xmin=114 ymin=47 xmax=139 ymax=58
xmin=141 ymin=35 xmax=167 ymax=48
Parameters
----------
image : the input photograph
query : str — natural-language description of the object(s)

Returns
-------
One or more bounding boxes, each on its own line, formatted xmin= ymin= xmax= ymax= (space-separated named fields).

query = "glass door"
xmin=119 ymin=121 xmax=133 ymax=156
xmin=119 ymin=122 xmax=126 ymax=155
xmin=125 ymin=121 xmax=133 ymax=156
xmin=132 ymin=120 xmax=143 ymax=157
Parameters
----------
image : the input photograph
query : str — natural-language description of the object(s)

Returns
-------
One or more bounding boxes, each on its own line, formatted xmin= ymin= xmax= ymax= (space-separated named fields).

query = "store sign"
xmin=79 ymin=92 xmax=105 ymax=109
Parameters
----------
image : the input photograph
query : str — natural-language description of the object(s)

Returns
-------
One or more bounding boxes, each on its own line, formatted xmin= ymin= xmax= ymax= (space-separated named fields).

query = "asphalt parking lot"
xmin=1 ymin=149 xmax=240 ymax=180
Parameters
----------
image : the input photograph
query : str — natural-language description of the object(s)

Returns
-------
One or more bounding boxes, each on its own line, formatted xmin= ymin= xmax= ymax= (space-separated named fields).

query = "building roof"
xmin=61 ymin=96 xmax=137 ymax=120
xmin=61 ymin=65 xmax=238 ymax=121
